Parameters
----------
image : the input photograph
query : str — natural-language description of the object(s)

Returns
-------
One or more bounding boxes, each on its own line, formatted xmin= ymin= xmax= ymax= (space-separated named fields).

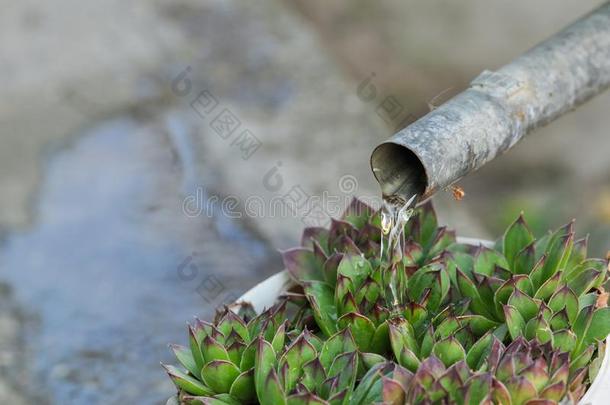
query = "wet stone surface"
xmin=0 ymin=116 xmax=275 ymax=403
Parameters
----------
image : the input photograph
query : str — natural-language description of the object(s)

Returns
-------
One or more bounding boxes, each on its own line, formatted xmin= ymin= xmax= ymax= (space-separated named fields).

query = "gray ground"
xmin=0 ymin=0 xmax=609 ymax=403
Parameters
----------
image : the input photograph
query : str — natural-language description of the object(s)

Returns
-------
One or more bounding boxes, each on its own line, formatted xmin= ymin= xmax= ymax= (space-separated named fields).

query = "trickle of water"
xmin=380 ymin=194 xmax=418 ymax=306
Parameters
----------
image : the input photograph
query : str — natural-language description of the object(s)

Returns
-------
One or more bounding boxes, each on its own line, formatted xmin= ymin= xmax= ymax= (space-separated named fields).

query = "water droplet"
xmin=381 ymin=210 xmax=392 ymax=235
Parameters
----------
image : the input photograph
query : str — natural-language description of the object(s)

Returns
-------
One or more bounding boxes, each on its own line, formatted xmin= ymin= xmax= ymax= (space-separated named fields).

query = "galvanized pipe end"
xmin=370 ymin=2 xmax=610 ymax=204
xmin=370 ymin=142 xmax=428 ymax=204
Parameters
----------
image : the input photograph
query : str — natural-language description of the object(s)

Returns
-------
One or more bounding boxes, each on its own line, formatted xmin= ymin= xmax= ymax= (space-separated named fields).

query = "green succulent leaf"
xmin=354 ymin=278 xmax=381 ymax=308
xmin=397 ymin=347 xmax=421 ymax=372
xmin=456 ymin=267 xmax=480 ymax=300
xmin=466 ymin=333 xmax=494 ymax=370
xmin=449 ymin=251 xmax=475 ymax=276
xmin=328 ymin=351 xmax=358 ymax=395
xmin=505 ymin=376 xmax=537 ymax=405
xmin=432 ymin=337 xmax=466 ymax=367
xmin=418 ymin=201 xmax=438 ymax=250
xmin=254 ymin=339 xmax=285 ymax=405
xmin=202 ymin=336 xmax=231 ymax=363
xmin=182 ymin=394 xmax=242 ymax=405
xmin=201 ymin=360 xmax=241 ymax=394
xmin=524 ymin=315 xmax=549 ymax=341
xmin=337 ymin=255 xmax=371 ymax=290
xmin=463 ymin=373 xmax=492 ymax=405
xmin=328 ymin=219 xmax=358 ymax=251
xmin=568 ymin=235 xmax=588 ymax=265
xmin=474 ymin=274 xmax=504 ymax=319
xmin=571 ymin=345 xmax=595 ymax=376
xmin=319 ymin=328 xmax=357 ymax=370
xmin=217 ymin=311 xmax=249 ymax=342
xmin=588 ymin=342 xmax=606 ymax=383
xmin=540 ymin=382 xmax=567 ymax=402
xmin=189 ymin=325 xmax=207 ymax=373
xmin=536 ymin=325 xmax=554 ymax=345
xmin=435 ymin=317 xmax=461 ymax=340
xmin=227 ymin=368 xmax=255 ymax=402
xmin=567 ymin=268 xmax=601 ymax=297
xmin=170 ymin=344 xmax=200 ymax=377
xmin=548 ymin=286 xmax=579 ymax=325
xmin=429 ymin=227 xmax=457 ymax=258
xmin=301 ymin=358 xmax=327 ymax=392
xmin=503 ymin=304 xmax=526 ymax=339
xmin=303 ymin=281 xmax=337 ymax=337
xmin=494 ymin=275 xmax=533 ymax=311
xmin=503 ymin=214 xmax=534 ymax=269
xmin=351 ymin=363 xmax=390 ymax=405
xmin=163 ymin=364 xmax=214 ymax=396
xmin=579 ymin=292 xmax=598 ymax=311
xmin=280 ymin=333 xmax=318 ymax=391
xmin=254 ymin=339 xmax=275 ymax=393
xmin=370 ymin=321 xmax=391 ymax=355
xmin=301 ymin=227 xmax=330 ymax=252
xmin=388 ymin=318 xmax=419 ymax=358
xmin=514 ymin=243 xmax=536 ymax=275
xmin=474 ymin=246 xmax=509 ymax=277
xmin=534 ymin=272 xmax=561 ymax=301
xmin=381 ymin=375 xmax=406 ymax=404
xmin=271 ymin=321 xmax=287 ymax=353
xmin=263 ymin=370 xmax=287 ymax=405
xmin=458 ymin=315 xmax=498 ymax=337
xmin=553 ymin=329 xmax=577 ymax=353
xmin=550 ymin=309 xmax=570 ymax=331
xmin=573 ymin=307 xmax=610 ymax=356
xmin=286 ymin=392 xmax=328 ymax=405
xmin=338 ymin=312 xmax=376 ymax=352
xmin=283 ymin=248 xmax=325 ymax=282
xmin=507 ymin=289 xmax=538 ymax=322
xmin=403 ymin=302 xmax=428 ymax=330
xmin=408 ymin=264 xmax=450 ymax=312
xmin=226 ymin=341 xmax=245 ymax=366
xmin=565 ymin=258 xmax=604 ymax=281
xmin=537 ymin=231 xmax=573 ymax=289
xmin=341 ymin=198 xmax=373 ymax=229
xmin=529 ymin=254 xmax=548 ymax=291
xmin=361 ymin=352 xmax=386 ymax=369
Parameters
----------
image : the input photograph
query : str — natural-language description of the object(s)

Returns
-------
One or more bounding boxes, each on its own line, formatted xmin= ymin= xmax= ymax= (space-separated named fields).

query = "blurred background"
xmin=1 ymin=0 xmax=609 ymax=403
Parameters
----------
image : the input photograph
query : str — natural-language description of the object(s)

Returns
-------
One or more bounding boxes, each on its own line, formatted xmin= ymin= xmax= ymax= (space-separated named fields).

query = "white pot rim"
xmin=236 ymin=237 xmax=609 ymax=405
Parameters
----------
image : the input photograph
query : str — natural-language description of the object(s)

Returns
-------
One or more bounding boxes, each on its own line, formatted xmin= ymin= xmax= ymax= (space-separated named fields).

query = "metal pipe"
xmin=370 ymin=2 xmax=610 ymax=205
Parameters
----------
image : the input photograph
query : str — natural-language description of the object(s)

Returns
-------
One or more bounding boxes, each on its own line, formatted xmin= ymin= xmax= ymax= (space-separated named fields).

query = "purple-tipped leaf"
xmin=200 ymin=360 xmax=241 ymax=394
xmin=170 ymin=344 xmax=200 ymax=377
xmin=282 ymin=248 xmax=325 ymax=282
xmin=432 ymin=337 xmax=466 ymax=367
xmin=504 ymin=214 xmax=534 ymax=269
xmin=503 ymin=304 xmax=526 ymax=340
xmin=337 ymin=312 xmax=376 ymax=352
xmin=162 ymin=364 xmax=214 ymax=396
xmin=504 ymin=376 xmax=537 ymax=405
xmin=229 ymin=368 xmax=256 ymax=403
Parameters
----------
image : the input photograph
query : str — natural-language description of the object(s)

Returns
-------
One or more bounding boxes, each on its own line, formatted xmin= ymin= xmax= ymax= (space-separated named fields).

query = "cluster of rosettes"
xmin=164 ymin=199 xmax=610 ymax=404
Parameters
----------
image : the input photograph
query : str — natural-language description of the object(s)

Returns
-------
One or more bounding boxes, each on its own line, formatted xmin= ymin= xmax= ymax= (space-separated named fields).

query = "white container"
xmin=168 ymin=237 xmax=610 ymax=404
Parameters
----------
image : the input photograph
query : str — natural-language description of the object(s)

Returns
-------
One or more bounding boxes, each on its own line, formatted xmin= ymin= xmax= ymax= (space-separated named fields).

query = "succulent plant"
xmin=448 ymin=215 xmax=610 ymax=360
xmin=284 ymin=200 xmax=610 ymax=368
xmin=282 ymin=200 xmax=457 ymax=354
xmin=166 ymin=198 xmax=610 ymax=404
xmin=175 ymin=327 xmax=361 ymax=405
xmin=354 ymin=337 xmax=595 ymax=405
xmin=163 ymin=301 xmax=292 ymax=403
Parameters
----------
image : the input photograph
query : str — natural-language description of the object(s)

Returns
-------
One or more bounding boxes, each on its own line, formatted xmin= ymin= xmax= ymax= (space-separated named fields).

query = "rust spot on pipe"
xmin=449 ymin=185 xmax=465 ymax=201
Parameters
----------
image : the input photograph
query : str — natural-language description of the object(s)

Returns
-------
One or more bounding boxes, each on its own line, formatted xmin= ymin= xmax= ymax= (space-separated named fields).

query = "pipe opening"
xmin=370 ymin=142 xmax=428 ymax=202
